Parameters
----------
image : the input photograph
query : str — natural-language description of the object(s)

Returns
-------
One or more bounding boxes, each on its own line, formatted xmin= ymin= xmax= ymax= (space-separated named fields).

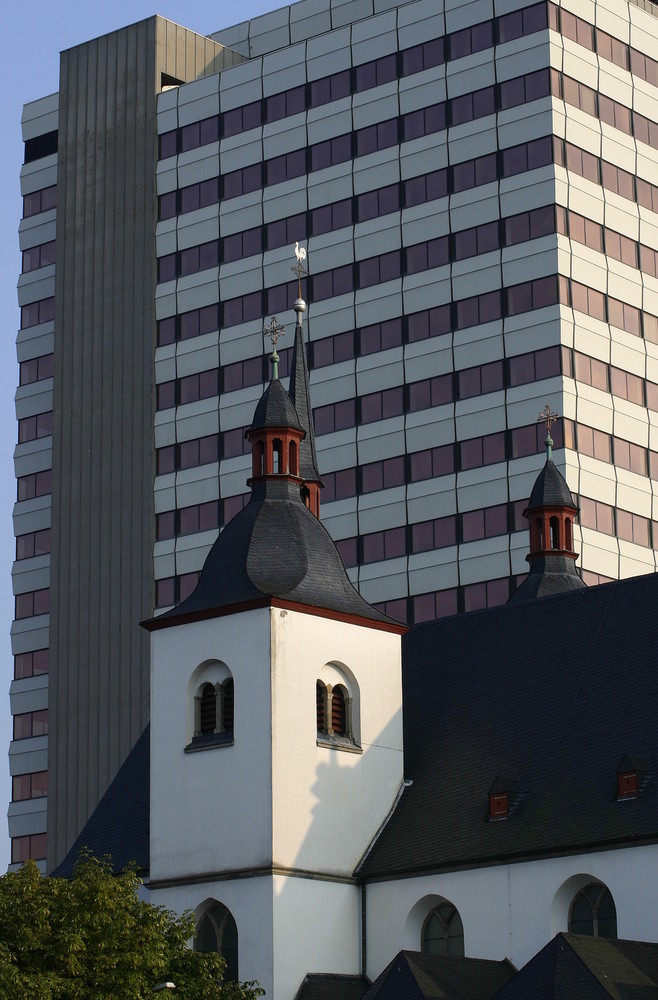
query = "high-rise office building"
xmin=10 ymin=0 xmax=658 ymax=872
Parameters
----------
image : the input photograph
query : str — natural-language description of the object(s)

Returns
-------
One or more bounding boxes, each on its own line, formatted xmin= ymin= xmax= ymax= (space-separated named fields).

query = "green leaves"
xmin=0 ymin=857 xmax=264 ymax=999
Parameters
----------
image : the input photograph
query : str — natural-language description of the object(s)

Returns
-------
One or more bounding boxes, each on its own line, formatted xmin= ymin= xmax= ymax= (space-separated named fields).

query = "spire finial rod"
xmin=538 ymin=403 xmax=559 ymax=461
xmin=263 ymin=316 xmax=285 ymax=380
xmin=292 ymin=242 xmax=308 ymax=300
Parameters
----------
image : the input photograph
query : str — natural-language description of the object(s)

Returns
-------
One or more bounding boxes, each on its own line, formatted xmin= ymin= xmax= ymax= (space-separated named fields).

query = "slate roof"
xmin=359 ymin=573 xmax=658 ymax=878
xmin=527 ymin=459 xmax=578 ymax=511
xmin=507 ymin=554 xmax=585 ymax=604
xmin=491 ymin=933 xmax=658 ymax=1000
xmin=53 ymin=725 xmax=150 ymax=879
xmin=147 ymin=479 xmax=395 ymax=628
xmin=249 ymin=376 xmax=302 ymax=432
xmin=294 ymin=973 xmax=370 ymax=1000
xmin=288 ymin=311 xmax=322 ymax=484
xmin=362 ymin=950 xmax=515 ymax=1000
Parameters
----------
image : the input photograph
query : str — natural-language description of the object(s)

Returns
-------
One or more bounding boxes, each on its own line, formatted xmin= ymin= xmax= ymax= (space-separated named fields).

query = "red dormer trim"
xmin=617 ymin=770 xmax=638 ymax=799
xmin=489 ymin=791 xmax=509 ymax=820
xmin=527 ymin=506 xmax=578 ymax=561
xmin=246 ymin=423 xmax=305 ymax=486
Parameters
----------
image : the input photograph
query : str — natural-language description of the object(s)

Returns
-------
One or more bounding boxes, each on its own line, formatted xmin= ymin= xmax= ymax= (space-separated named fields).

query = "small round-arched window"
xmin=199 ymin=683 xmax=216 ymax=736
xmin=569 ymin=882 xmax=617 ymax=938
xmin=196 ymin=902 xmax=239 ymax=981
xmin=421 ymin=900 xmax=464 ymax=957
xmin=331 ymin=686 xmax=347 ymax=736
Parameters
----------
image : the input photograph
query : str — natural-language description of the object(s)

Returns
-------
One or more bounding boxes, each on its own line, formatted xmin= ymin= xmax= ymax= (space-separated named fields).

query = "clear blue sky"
xmin=0 ymin=0 xmax=276 ymax=871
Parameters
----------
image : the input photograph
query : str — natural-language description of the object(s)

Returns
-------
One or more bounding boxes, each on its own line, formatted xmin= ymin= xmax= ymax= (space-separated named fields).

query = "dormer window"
xmin=616 ymin=755 xmax=646 ymax=799
xmin=488 ymin=776 xmax=516 ymax=820
xmin=489 ymin=791 xmax=509 ymax=819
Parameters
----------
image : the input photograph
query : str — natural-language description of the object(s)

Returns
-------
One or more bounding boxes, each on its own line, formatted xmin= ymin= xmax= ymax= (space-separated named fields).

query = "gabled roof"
xmin=362 ymin=950 xmax=516 ymax=1000
xmin=491 ymin=934 xmax=658 ymax=1000
xmin=53 ymin=726 xmax=150 ymax=879
xmin=359 ymin=573 xmax=658 ymax=879
xmin=294 ymin=973 xmax=370 ymax=1000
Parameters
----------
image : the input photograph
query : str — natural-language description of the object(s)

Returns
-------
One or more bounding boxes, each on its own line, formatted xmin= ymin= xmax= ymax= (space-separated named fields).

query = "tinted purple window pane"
xmin=511 ymin=425 xmax=536 ymax=458
xmin=472 ymin=21 xmax=493 ymax=51
xmin=450 ymin=28 xmax=471 ymax=59
xmin=198 ymin=501 xmax=219 ymax=532
xmin=406 ymin=244 xmax=427 ymax=275
xmin=200 ymin=242 xmax=219 ymax=270
xmin=357 ymin=125 xmax=377 ymax=156
xmin=157 ymin=446 xmax=175 ymax=475
xmin=381 ymin=387 xmax=404 ymax=418
xmin=360 ymin=325 xmax=381 ymax=355
xmin=224 ymin=233 xmax=243 ymax=263
xmin=483 ymin=432 xmax=505 ymax=465
xmin=355 ymin=61 xmax=377 ymax=92
xmin=223 ymin=299 xmax=242 ymax=328
xmin=222 ymin=428 xmax=245 ymax=459
xmin=223 ymin=108 xmax=242 ymax=137
xmin=198 ymin=370 xmax=219 ymax=399
xmin=498 ymin=9 xmax=523 ymax=42
xmin=179 ymin=573 xmax=199 ymax=602
xmin=157 ymin=381 xmax=176 ymax=409
xmin=242 ymin=163 xmax=261 ymax=193
xmin=407 ymin=312 xmax=429 ymax=342
xmin=507 ymin=282 xmax=533 ymax=316
xmin=427 ymin=237 xmax=449 ymax=268
xmin=412 ymin=521 xmax=434 ymax=552
xmin=200 ymin=117 xmax=220 ymax=144
xmin=357 ymin=190 xmax=378 ymax=222
xmin=462 ymin=509 xmax=485 ymax=542
xmin=532 ymin=275 xmax=558 ymax=308
xmin=287 ymin=87 xmax=306 ymax=114
xmin=460 ymin=438 xmax=483 ymax=470
xmin=404 ymin=176 xmax=426 ymax=206
xmin=20 ymin=359 xmax=39 ymax=385
xmin=199 ymin=305 xmax=219 ymax=336
xmin=158 ymin=254 xmax=176 ymax=283
xmin=330 ymin=134 xmax=351 ymax=164
xmin=378 ymin=119 xmax=398 ymax=149
xmin=180 ymin=186 xmax=200 ymax=213
xmin=336 ymin=468 xmax=356 ymax=498
xmin=475 ymin=154 xmax=497 ymax=185
xmin=310 ymin=77 xmax=331 ymax=107
xmin=528 ymin=136 xmax=552 ymax=170
xmin=525 ymin=2 xmax=548 ymax=32
xmin=380 ymin=184 xmax=400 ymax=215
xmin=22 ymin=246 xmax=41 ymax=272
xmin=525 ymin=69 xmax=550 ymax=102
xmin=243 ymin=102 xmax=262 ymax=131
xmin=199 ymin=179 xmax=219 ymax=208
xmin=452 ymin=161 xmax=475 ymax=193
xmin=426 ymin=170 xmax=448 ymax=201
xmin=480 ymin=291 xmax=502 ymax=323
xmin=37 ymin=411 xmax=53 ymax=437
xmin=23 ymin=191 xmax=42 ymax=217
xmin=39 ymin=241 xmax=57 ymax=266
xmin=337 ymin=538 xmax=358 ymax=567
xmin=380 ymin=251 xmax=401 ymax=281
xmin=379 ymin=319 xmax=401 ymax=351
xmin=359 ymin=258 xmax=380 ymax=288
xmin=535 ymin=346 xmax=560 ymax=380
xmin=456 ymin=297 xmax=479 ymax=329
xmin=267 ymin=156 xmax=287 ymax=185
xmin=363 ymin=532 xmax=385 ymax=563
xmin=503 ymin=145 xmax=527 ymax=177
xmin=287 ymin=149 xmax=306 ymax=179
xmin=41 ymin=186 xmax=57 ymax=211
xmin=403 ymin=110 xmax=425 ymax=142
xmin=157 ymin=511 xmax=175 ymax=541
xmin=474 ymin=87 xmax=495 ymax=118
xmin=33 ymin=590 xmax=50 ymax=615
xmin=179 ymin=441 xmax=199 ymax=469
xmin=311 ymin=142 xmax=332 ymax=173
xmin=478 ymin=222 xmax=499 ymax=254
xmin=331 ymin=199 xmax=352 ymax=231
xmin=335 ymin=399 xmax=356 ymax=430
xmin=451 ymin=93 xmax=473 ymax=126
xmin=454 ymin=228 xmax=477 ymax=261
xmin=180 ymin=123 xmax=200 ymax=152
xmin=383 ymin=457 xmax=405 ymax=487
xmin=156 ymin=578 xmax=175 ymax=608
xmin=361 ymin=463 xmax=383 ymax=493
xmin=386 ymin=526 xmax=407 ymax=558
xmin=159 ymin=130 xmax=177 ymax=158
xmin=378 ymin=54 xmax=397 ymax=85
xmin=199 ymin=435 xmax=219 ymax=465
xmin=410 ymin=450 xmax=432 ymax=481
xmin=425 ymin=103 xmax=446 ymax=134
xmin=402 ymin=45 xmax=422 ymax=76
xmin=485 ymin=504 xmax=508 ymax=536
xmin=180 ymin=247 xmax=199 ymax=276
xmin=500 ymin=78 xmax=523 ymax=111
xmin=459 ymin=368 xmax=481 ymax=399
xmin=241 ymin=291 xmax=261 ymax=322
xmin=481 ymin=361 xmax=504 ymax=393
xmin=266 ymin=92 xmax=286 ymax=122
xmin=361 ymin=393 xmax=382 ymax=423
xmin=424 ymin=38 xmax=444 ymax=68
xmin=333 ymin=265 xmax=354 ymax=296
xmin=313 ymin=272 xmax=333 ymax=301
xmin=530 ymin=205 xmax=555 ymax=239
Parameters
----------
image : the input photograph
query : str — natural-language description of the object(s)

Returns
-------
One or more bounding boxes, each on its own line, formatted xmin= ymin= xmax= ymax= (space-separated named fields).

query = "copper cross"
xmin=537 ymin=403 xmax=558 ymax=433
xmin=263 ymin=316 xmax=285 ymax=352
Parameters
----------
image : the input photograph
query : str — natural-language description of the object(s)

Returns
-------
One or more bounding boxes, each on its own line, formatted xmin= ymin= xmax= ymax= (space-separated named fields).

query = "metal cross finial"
xmin=263 ymin=316 xmax=285 ymax=379
xmin=538 ymin=403 xmax=559 ymax=460
xmin=291 ymin=242 xmax=308 ymax=298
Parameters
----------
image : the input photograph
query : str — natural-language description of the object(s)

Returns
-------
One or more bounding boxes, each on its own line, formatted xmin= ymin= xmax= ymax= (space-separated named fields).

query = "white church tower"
xmin=144 ymin=280 xmax=406 ymax=999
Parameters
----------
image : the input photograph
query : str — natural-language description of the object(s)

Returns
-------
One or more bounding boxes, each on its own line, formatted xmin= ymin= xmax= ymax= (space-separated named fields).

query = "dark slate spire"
xmin=508 ymin=406 xmax=585 ymax=605
xmin=288 ymin=296 xmax=322 ymax=488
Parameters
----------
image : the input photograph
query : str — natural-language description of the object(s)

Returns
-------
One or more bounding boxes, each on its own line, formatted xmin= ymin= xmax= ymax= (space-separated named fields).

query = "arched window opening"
xmin=301 ymin=485 xmax=311 ymax=509
xmin=289 ymin=440 xmax=298 ymax=476
xmin=316 ymin=681 xmax=326 ymax=732
xmin=331 ymin=686 xmax=347 ymax=736
xmin=566 ymin=518 xmax=573 ymax=550
xmin=196 ymin=902 xmax=238 ymax=981
xmin=272 ymin=439 xmax=282 ymax=473
xmin=569 ymin=883 xmax=617 ymax=938
xmin=223 ymin=678 xmax=234 ymax=733
xmin=421 ymin=901 xmax=465 ymax=957
xmin=536 ymin=518 xmax=544 ymax=549
xmin=550 ymin=516 xmax=560 ymax=549
xmin=256 ymin=440 xmax=265 ymax=476
xmin=199 ymin=683 xmax=217 ymax=735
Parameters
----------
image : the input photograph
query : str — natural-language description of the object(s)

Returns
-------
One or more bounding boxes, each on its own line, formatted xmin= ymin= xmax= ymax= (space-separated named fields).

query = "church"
xmin=56 ymin=277 xmax=658 ymax=999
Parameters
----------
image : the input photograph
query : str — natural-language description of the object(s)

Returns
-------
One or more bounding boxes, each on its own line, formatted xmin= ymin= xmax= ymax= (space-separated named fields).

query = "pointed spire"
xmin=508 ymin=405 xmax=586 ymax=605
xmin=288 ymin=245 xmax=323 ymax=517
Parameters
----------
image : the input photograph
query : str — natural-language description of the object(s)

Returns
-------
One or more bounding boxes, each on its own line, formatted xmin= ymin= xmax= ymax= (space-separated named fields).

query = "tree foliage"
xmin=0 ymin=856 xmax=264 ymax=1000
